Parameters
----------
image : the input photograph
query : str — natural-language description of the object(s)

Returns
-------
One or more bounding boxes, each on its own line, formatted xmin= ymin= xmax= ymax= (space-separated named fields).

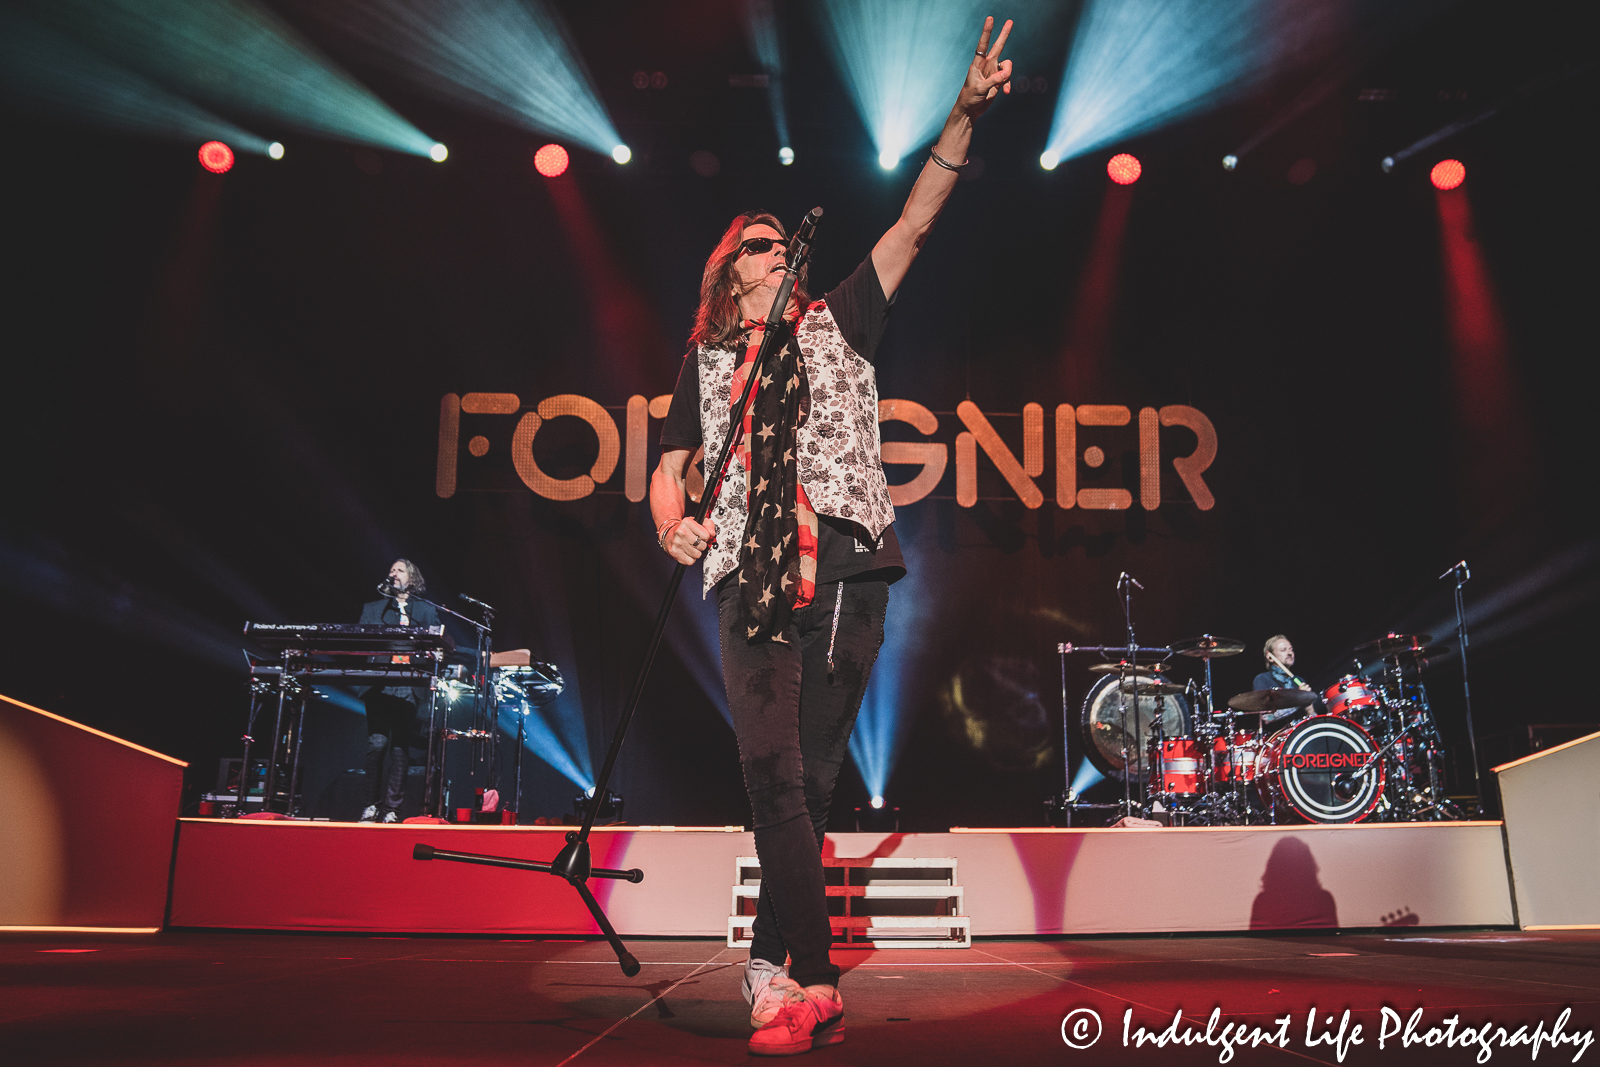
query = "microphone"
xmin=1332 ymin=776 xmax=1358 ymax=801
xmin=1118 ymin=572 xmax=1144 ymax=591
xmin=377 ymin=580 xmax=401 ymax=598
xmin=1438 ymin=560 xmax=1470 ymax=581
xmin=459 ymin=593 xmax=494 ymax=612
xmin=787 ymin=206 xmax=823 ymax=263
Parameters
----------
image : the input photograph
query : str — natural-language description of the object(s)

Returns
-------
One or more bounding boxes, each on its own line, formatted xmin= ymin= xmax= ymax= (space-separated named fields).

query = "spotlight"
xmin=572 ymin=789 xmax=624 ymax=826
xmin=267 ymin=142 xmax=285 ymax=160
xmin=1431 ymin=158 xmax=1466 ymax=190
xmin=611 ymin=144 xmax=632 ymax=164
xmin=534 ymin=143 xmax=568 ymax=177
xmin=1381 ymin=156 xmax=1396 ymax=173
xmin=778 ymin=146 xmax=794 ymax=166
xmin=854 ymin=800 xmax=900 ymax=832
xmin=1221 ymin=154 xmax=1237 ymax=171
xmin=877 ymin=148 xmax=898 ymax=170
xmin=198 ymin=140 xmax=234 ymax=174
xmin=1106 ymin=152 xmax=1141 ymax=184
xmin=1039 ymin=150 xmax=1060 ymax=171
xmin=429 ymin=142 xmax=448 ymax=162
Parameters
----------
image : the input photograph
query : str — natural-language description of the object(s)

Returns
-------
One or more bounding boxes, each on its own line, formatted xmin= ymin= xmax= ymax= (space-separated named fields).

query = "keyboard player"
xmin=357 ymin=559 xmax=443 ymax=822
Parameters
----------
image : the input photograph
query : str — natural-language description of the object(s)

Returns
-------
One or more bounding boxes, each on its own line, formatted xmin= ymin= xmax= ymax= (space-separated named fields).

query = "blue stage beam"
xmin=307 ymin=0 xmax=621 ymax=157
xmin=746 ymin=0 xmax=792 ymax=161
xmin=1043 ymin=0 xmax=1345 ymax=167
xmin=816 ymin=0 xmax=997 ymax=169
xmin=27 ymin=0 xmax=437 ymax=156
xmin=0 ymin=8 xmax=269 ymax=153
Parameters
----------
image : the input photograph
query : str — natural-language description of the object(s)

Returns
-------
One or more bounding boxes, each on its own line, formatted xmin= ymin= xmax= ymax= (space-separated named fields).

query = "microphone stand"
xmin=383 ymin=583 xmax=491 ymax=819
xmin=1441 ymin=561 xmax=1482 ymax=807
xmin=411 ymin=208 xmax=826 ymax=976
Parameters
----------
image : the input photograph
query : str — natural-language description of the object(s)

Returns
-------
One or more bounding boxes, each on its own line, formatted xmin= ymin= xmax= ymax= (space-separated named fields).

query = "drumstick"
xmin=1267 ymin=651 xmax=1314 ymax=691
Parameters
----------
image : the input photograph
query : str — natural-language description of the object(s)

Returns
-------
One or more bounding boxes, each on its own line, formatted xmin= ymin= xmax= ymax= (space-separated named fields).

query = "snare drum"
xmin=1157 ymin=737 xmax=1205 ymax=795
xmin=1323 ymin=674 xmax=1382 ymax=721
xmin=1212 ymin=731 xmax=1262 ymax=783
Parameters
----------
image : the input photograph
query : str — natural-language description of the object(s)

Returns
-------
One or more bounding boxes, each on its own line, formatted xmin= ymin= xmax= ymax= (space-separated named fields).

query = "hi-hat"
xmin=1171 ymin=635 xmax=1245 ymax=659
xmin=1228 ymin=689 xmax=1317 ymax=713
xmin=1087 ymin=662 xmax=1160 ymax=675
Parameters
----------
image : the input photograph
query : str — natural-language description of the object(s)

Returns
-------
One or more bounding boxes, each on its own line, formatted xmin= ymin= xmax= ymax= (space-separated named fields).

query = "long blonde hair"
xmin=688 ymin=212 xmax=810 ymax=348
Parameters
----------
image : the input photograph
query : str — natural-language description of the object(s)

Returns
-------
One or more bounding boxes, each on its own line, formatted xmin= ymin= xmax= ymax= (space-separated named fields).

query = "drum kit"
xmin=1058 ymin=577 xmax=1466 ymax=826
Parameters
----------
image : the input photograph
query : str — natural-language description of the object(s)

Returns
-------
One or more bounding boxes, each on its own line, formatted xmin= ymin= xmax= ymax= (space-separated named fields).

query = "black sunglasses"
xmin=736 ymin=236 xmax=787 ymax=258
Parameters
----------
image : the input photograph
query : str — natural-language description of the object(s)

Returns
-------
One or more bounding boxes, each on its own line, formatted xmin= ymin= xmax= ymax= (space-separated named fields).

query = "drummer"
xmin=1254 ymin=635 xmax=1323 ymax=717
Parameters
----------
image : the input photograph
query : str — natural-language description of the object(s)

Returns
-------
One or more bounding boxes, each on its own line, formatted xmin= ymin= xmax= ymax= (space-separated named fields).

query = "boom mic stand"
xmin=412 ymin=208 xmax=826 ymax=976
xmin=1441 ymin=560 xmax=1482 ymax=808
xmin=381 ymin=583 xmax=491 ymax=819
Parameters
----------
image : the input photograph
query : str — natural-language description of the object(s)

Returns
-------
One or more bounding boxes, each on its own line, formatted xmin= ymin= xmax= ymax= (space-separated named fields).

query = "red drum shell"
xmin=1158 ymin=737 xmax=1205 ymax=795
xmin=1258 ymin=714 xmax=1384 ymax=824
xmin=1212 ymin=731 xmax=1261 ymax=783
xmin=1323 ymin=674 xmax=1382 ymax=720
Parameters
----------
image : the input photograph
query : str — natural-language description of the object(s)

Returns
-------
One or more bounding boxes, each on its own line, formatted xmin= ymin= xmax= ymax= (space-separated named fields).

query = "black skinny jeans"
xmin=717 ymin=577 xmax=889 ymax=990
xmin=363 ymin=690 xmax=421 ymax=812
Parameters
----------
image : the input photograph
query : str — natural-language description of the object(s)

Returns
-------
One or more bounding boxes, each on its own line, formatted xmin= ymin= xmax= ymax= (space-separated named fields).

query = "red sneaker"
xmin=748 ymin=985 xmax=844 ymax=1056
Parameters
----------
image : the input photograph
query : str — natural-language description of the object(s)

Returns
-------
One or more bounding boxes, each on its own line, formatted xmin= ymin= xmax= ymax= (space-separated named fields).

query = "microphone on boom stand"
xmin=377 ymin=580 xmax=399 ymax=599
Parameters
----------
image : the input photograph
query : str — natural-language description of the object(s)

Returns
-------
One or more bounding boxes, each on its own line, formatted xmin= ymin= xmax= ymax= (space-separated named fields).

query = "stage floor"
xmin=5 ymin=929 xmax=1596 ymax=1065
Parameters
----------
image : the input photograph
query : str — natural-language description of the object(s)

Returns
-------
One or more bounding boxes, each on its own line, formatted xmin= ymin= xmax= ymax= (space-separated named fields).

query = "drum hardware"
xmin=492 ymin=663 xmax=566 ymax=824
xmin=1440 ymin=560 xmax=1482 ymax=808
xmin=1053 ymin=574 xmax=1180 ymax=824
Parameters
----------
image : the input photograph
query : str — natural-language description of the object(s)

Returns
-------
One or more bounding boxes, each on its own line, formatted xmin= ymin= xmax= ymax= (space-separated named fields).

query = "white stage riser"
xmin=168 ymin=820 xmax=1514 ymax=936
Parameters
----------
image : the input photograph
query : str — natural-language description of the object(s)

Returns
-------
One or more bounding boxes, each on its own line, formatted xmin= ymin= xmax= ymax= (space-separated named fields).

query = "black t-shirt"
xmin=660 ymin=254 xmax=904 ymax=586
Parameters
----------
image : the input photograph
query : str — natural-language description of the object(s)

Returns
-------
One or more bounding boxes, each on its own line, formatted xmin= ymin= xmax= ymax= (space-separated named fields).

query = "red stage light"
xmin=534 ymin=144 xmax=569 ymax=178
xmin=198 ymin=141 xmax=234 ymax=174
xmin=1431 ymin=159 xmax=1466 ymax=190
xmin=1106 ymin=153 xmax=1141 ymax=185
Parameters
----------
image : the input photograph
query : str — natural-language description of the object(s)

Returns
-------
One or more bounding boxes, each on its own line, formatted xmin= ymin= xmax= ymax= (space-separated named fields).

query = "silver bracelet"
xmin=657 ymin=519 xmax=679 ymax=549
xmin=929 ymin=148 xmax=968 ymax=171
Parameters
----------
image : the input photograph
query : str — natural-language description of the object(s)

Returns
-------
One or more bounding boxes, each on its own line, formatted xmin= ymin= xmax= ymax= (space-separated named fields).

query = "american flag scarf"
xmin=730 ymin=305 xmax=819 ymax=643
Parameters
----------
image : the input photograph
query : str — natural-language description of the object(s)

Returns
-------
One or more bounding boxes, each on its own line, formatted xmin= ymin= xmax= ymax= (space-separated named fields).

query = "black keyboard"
xmin=251 ymin=665 xmax=436 ymax=684
xmin=244 ymin=622 xmax=448 ymax=652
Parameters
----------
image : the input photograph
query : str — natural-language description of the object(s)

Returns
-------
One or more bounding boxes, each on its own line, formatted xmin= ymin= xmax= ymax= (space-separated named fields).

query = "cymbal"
xmin=1355 ymin=632 xmax=1433 ymax=656
xmin=1171 ymin=635 xmax=1245 ymax=659
xmin=1087 ymin=662 xmax=1160 ymax=675
xmin=1119 ymin=678 xmax=1187 ymax=696
xmin=1228 ymin=688 xmax=1317 ymax=713
xmin=1386 ymin=644 xmax=1449 ymax=661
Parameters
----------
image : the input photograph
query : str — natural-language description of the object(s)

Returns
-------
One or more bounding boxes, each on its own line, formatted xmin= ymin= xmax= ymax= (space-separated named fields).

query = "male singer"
xmin=357 ymin=559 xmax=441 ymax=822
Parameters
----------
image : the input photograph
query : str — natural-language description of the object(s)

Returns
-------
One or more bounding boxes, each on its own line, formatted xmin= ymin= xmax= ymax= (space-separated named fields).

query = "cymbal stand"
xmin=412 ymin=208 xmax=825 ymax=976
xmin=408 ymin=592 xmax=493 ymax=818
xmin=1441 ymin=560 xmax=1482 ymax=808
xmin=1055 ymin=640 xmax=1175 ymax=824
xmin=260 ymin=648 xmax=296 ymax=814
xmin=1116 ymin=572 xmax=1144 ymax=818
xmin=234 ymin=673 xmax=272 ymax=814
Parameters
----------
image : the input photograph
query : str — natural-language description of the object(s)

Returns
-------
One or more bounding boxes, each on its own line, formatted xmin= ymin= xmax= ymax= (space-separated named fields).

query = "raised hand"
xmin=959 ymin=16 xmax=1014 ymax=120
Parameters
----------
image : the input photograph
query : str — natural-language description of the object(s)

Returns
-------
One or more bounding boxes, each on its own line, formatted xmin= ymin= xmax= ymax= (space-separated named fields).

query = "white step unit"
xmin=730 ymin=856 xmax=971 ymax=949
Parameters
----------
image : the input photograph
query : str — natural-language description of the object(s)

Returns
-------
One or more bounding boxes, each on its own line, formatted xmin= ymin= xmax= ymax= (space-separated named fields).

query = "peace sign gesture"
xmin=959 ymin=16 xmax=1014 ymax=120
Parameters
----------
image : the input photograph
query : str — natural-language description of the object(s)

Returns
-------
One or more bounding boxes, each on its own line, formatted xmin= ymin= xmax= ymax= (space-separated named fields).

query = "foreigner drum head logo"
xmin=1264 ymin=715 xmax=1383 ymax=823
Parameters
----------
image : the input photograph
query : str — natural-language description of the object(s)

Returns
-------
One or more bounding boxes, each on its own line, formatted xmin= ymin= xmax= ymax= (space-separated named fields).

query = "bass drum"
xmin=1080 ymin=673 xmax=1190 ymax=784
xmin=1257 ymin=715 xmax=1384 ymax=824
